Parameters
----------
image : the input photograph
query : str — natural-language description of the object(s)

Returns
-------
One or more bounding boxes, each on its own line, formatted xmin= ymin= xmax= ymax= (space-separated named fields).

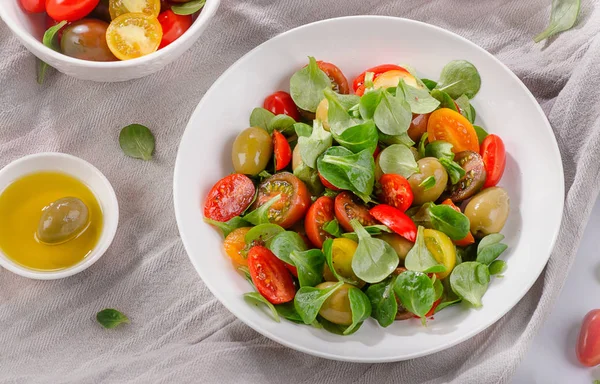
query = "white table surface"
xmin=513 ymin=197 xmax=600 ymax=383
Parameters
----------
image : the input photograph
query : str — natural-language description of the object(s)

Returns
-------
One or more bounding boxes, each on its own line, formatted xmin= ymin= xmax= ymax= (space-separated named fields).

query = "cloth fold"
xmin=1 ymin=1 xmax=599 ymax=383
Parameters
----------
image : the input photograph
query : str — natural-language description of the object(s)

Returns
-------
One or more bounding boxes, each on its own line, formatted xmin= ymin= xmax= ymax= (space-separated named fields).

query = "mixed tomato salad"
xmin=21 ymin=0 xmax=205 ymax=62
xmin=203 ymin=57 xmax=511 ymax=334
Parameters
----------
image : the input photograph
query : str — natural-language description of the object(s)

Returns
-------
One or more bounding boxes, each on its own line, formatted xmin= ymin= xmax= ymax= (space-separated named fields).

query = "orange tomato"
xmin=223 ymin=227 xmax=252 ymax=266
xmin=427 ymin=108 xmax=479 ymax=153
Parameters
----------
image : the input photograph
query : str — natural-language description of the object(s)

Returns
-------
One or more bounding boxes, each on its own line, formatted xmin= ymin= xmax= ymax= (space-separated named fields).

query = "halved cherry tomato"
xmin=20 ymin=0 xmax=45 ymax=13
xmin=316 ymin=61 xmax=349 ymax=94
xmin=423 ymin=229 xmax=456 ymax=279
xmin=272 ymin=130 xmax=292 ymax=171
xmin=480 ymin=134 xmax=506 ymax=188
xmin=441 ymin=199 xmax=475 ymax=247
xmin=106 ymin=13 xmax=162 ymax=60
xmin=378 ymin=174 xmax=413 ymax=212
xmin=109 ymin=0 xmax=161 ymax=19
xmin=157 ymin=10 xmax=193 ymax=49
xmin=305 ymin=196 xmax=335 ymax=248
xmin=263 ymin=91 xmax=300 ymax=121
xmin=223 ymin=227 xmax=251 ymax=266
xmin=247 ymin=246 xmax=296 ymax=304
xmin=353 ymin=64 xmax=405 ymax=92
xmin=369 ymin=204 xmax=417 ymax=242
xmin=577 ymin=309 xmax=600 ymax=367
xmin=204 ymin=174 xmax=256 ymax=222
xmin=252 ymin=172 xmax=311 ymax=229
xmin=407 ymin=113 xmax=430 ymax=142
xmin=334 ymin=192 xmax=377 ymax=232
xmin=46 ymin=0 xmax=100 ymax=22
xmin=413 ymin=298 xmax=442 ymax=319
xmin=427 ymin=108 xmax=479 ymax=153
xmin=319 ymin=173 xmax=340 ymax=191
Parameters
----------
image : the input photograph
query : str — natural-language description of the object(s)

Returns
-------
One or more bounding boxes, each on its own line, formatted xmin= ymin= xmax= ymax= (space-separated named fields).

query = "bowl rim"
xmin=0 ymin=152 xmax=120 ymax=280
xmin=173 ymin=15 xmax=564 ymax=362
xmin=0 ymin=0 xmax=221 ymax=68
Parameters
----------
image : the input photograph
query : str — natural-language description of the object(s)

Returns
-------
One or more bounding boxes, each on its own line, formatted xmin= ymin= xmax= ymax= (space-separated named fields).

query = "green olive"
xmin=378 ymin=233 xmax=413 ymax=264
xmin=408 ymin=157 xmax=448 ymax=205
xmin=464 ymin=187 xmax=510 ymax=238
xmin=37 ymin=197 xmax=90 ymax=245
xmin=231 ymin=127 xmax=273 ymax=175
xmin=316 ymin=282 xmax=353 ymax=325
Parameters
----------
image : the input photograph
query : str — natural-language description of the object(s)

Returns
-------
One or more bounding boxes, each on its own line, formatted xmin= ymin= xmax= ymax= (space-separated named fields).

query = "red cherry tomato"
xmin=316 ymin=61 xmax=350 ymax=94
xmin=353 ymin=64 xmax=406 ymax=95
xmin=440 ymin=199 xmax=475 ymax=247
xmin=247 ymin=246 xmax=296 ymax=304
xmin=480 ymin=134 xmax=506 ymax=188
xmin=369 ymin=204 xmax=417 ymax=242
xmin=334 ymin=191 xmax=377 ymax=232
xmin=46 ymin=0 xmax=100 ymax=22
xmin=378 ymin=174 xmax=413 ymax=212
xmin=157 ymin=10 xmax=192 ymax=49
xmin=263 ymin=91 xmax=300 ymax=121
xmin=203 ymin=174 xmax=256 ymax=222
xmin=285 ymin=263 xmax=298 ymax=278
xmin=577 ymin=309 xmax=600 ymax=367
xmin=414 ymin=298 xmax=441 ymax=319
xmin=305 ymin=196 xmax=335 ymax=248
xmin=373 ymin=145 xmax=381 ymax=160
xmin=20 ymin=0 xmax=45 ymax=13
xmin=319 ymin=173 xmax=340 ymax=191
xmin=272 ymin=130 xmax=292 ymax=171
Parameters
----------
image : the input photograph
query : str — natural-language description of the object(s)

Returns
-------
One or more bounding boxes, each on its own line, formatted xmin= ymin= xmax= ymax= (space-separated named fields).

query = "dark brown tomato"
xmin=60 ymin=19 xmax=117 ymax=61
xmin=253 ymin=172 xmax=311 ymax=229
xmin=407 ymin=113 xmax=430 ymax=143
xmin=447 ymin=150 xmax=487 ymax=202
xmin=334 ymin=191 xmax=377 ymax=232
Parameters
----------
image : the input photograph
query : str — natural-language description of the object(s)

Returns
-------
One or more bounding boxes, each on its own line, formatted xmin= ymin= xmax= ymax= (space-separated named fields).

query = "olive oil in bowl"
xmin=0 ymin=172 xmax=103 ymax=271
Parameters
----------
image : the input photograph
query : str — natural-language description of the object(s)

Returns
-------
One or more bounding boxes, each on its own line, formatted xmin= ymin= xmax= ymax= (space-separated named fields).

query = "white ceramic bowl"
xmin=0 ymin=153 xmax=119 ymax=279
xmin=173 ymin=16 xmax=564 ymax=362
xmin=0 ymin=0 xmax=220 ymax=82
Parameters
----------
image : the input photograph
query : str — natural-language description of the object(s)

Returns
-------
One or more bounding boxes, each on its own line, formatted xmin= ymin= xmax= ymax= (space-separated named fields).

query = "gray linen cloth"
xmin=1 ymin=1 xmax=600 ymax=383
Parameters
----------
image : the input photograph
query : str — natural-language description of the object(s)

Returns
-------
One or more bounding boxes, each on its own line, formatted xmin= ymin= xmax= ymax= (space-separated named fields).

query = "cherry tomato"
xmin=480 ymin=134 xmax=506 ymax=188
xmin=252 ymin=172 xmax=311 ymax=229
xmin=316 ymin=61 xmax=350 ymax=94
xmin=319 ymin=173 xmax=340 ymax=191
xmin=46 ymin=0 xmax=100 ymax=22
xmin=156 ymin=9 xmax=192 ymax=49
xmin=305 ymin=196 xmax=335 ymax=248
xmin=369 ymin=204 xmax=417 ymax=242
xmin=109 ymin=0 xmax=161 ymax=19
xmin=441 ymin=199 xmax=475 ymax=247
xmin=106 ymin=13 xmax=162 ymax=60
xmin=577 ymin=309 xmax=600 ymax=367
xmin=352 ymin=64 xmax=405 ymax=93
xmin=263 ymin=91 xmax=300 ymax=121
xmin=272 ymin=130 xmax=292 ymax=171
xmin=20 ymin=0 xmax=45 ymax=13
xmin=407 ymin=113 xmax=430 ymax=143
xmin=428 ymin=108 xmax=479 ymax=153
xmin=223 ymin=227 xmax=251 ymax=266
xmin=247 ymin=246 xmax=296 ymax=304
xmin=373 ymin=145 xmax=381 ymax=160
xmin=60 ymin=19 xmax=117 ymax=61
xmin=334 ymin=192 xmax=377 ymax=232
xmin=414 ymin=298 xmax=441 ymax=319
xmin=423 ymin=229 xmax=456 ymax=279
xmin=378 ymin=174 xmax=413 ymax=212
xmin=203 ymin=174 xmax=256 ymax=222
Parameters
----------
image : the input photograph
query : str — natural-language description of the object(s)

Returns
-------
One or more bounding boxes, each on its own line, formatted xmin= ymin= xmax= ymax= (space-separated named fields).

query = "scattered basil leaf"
xmin=366 ymin=276 xmax=398 ymax=327
xmin=242 ymin=195 xmax=281 ymax=226
xmin=268 ymin=231 xmax=307 ymax=265
xmin=476 ymin=233 xmax=508 ymax=265
xmin=244 ymin=223 xmax=285 ymax=246
xmin=37 ymin=20 xmax=68 ymax=84
xmin=244 ymin=292 xmax=280 ymax=322
xmin=358 ymin=88 xmax=383 ymax=120
xmin=96 ymin=308 xmax=129 ymax=329
xmin=350 ymin=220 xmax=399 ymax=283
xmin=435 ymin=60 xmax=481 ymax=99
xmin=405 ymin=226 xmax=447 ymax=273
xmin=249 ymin=107 xmax=275 ymax=132
xmin=119 ymin=124 xmax=155 ymax=160
xmin=489 ymin=260 xmax=507 ymax=276
xmin=429 ymin=203 xmax=470 ymax=240
xmin=418 ymin=132 xmax=429 ymax=158
xmin=289 ymin=249 xmax=325 ymax=287
xmin=268 ymin=114 xmax=296 ymax=135
xmin=378 ymin=144 xmax=419 ymax=178
xmin=393 ymin=271 xmax=436 ymax=323
xmin=455 ymin=94 xmax=475 ymax=123
xmin=396 ymin=79 xmax=440 ymax=114
xmin=317 ymin=146 xmax=375 ymax=202
xmin=534 ymin=0 xmax=581 ymax=43
xmin=421 ymin=78 xmax=438 ymax=90
xmin=344 ymin=287 xmax=372 ymax=335
xmin=322 ymin=220 xmax=342 ymax=238
xmin=430 ymin=89 xmax=459 ymax=112
xmin=439 ymin=157 xmax=466 ymax=185
xmin=298 ymin=120 xmax=332 ymax=168
xmin=474 ymin=125 xmax=488 ymax=144
xmin=324 ymin=89 xmax=363 ymax=136
xmin=204 ymin=216 xmax=249 ymax=238
xmin=275 ymin=302 xmax=303 ymax=323
xmin=293 ymin=161 xmax=324 ymax=196
xmin=374 ymin=90 xmax=412 ymax=135
xmin=290 ymin=56 xmax=332 ymax=113
xmin=418 ymin=176 xmax=436 ymax=190
xmin=172 ymin=0 xmax=206 ymax=15
xmin=333 ymin=121 xmax=379 ymax=154
xmin=294 ymin=281 xmax=344 ymax=324
xmin=449 ymin=261 xmax=490 ymax=307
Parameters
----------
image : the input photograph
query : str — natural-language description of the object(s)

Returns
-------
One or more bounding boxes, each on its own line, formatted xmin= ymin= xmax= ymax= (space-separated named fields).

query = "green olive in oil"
xmin=0 ymin=172 xmax=103 ymax=271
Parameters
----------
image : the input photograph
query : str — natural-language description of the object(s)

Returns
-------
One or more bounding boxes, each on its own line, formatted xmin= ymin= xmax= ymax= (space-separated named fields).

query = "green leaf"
xmin=428 ymin=204 xmax=470 ymax=240
xmin=435 ymin=298 xmax=462 ymax=313
xmin=293 ymin=161 xmax=324 ymax=196
xmin=418 ymin=176 xmax=436 ymax=190
xmin=366 ymin=276 xmax=398 ymax=327
xmin=358 ymin=88 xmax=383 ymax=120
xmin=474 ymin=125 xmax=489 ymax=145
xmin=268 ymin=231 xmax=307 ymax=265
xmin=425 ymin=140 xmax=454 ymax=161
xmin=96 ymin=308 xmax=129 ymax=329
xmin=119 ymin=124 xmax=155 ymax=160
xmin=439 ymin=157 xmax=466 ymax=185
xmin=332 ymin=121 xmax=379 ymax=154
xmin=488 ymin=260 xmax=507 ymax=276
xmin=242 ymin=195 xmax=281 ymax=225
xmin=322 ymin=220 xmax=342 ymax=238
xmin=393 ymin=271 xmax=436 ymax=321
xmin=244 ymin=223 xmax=285 ymax=246
xmin=298 ymin=120 xmax=332 ymax=168
xmin=405 ymin=226 xmax=446 ymax=273
xmin=204 ymin=216 xmax=249 ymax=238
xmin=449 ymin=261 xmax=490 ymax=307
xmin=455 ymin=95 xmax=475 ymax=123
xmin=249 ymin=107 xmax=275 ymax=132
xmin=275 ymin=302 xmax=303 ymax=323
xmin=434 ymin=60 xmax=481 ymax=99
xmin=378 ymin=144 xmax=418 ymax=178
xmin=430 ymin=89 xmax=459 ymax=112
xmin=37 ymin=20 xmax=68 ymax=84
xmin=477 ymin=233 xmax=505 ymax=252
xmin=421 ymin=78 xmax=438 ymax=90
xmin=268 ymin=114 xmax=296 ymax=136
xmin=344 ymin=287 xmax=372 ymax=335
xmin=396 ymin=79 xmax=440 ymax=114
xmin=350 ymin=220 xmax=399 ymax=283
xmin=378 ymin=131 xmax=415 ymax=147
xmin=294 ymin=122 xmax=313 ymax=137
xmin=237 ymin=265 xmax=254 ymax=287
xmin=294 ymin=282 xmax=344 ymax=324
xmin=244 ymin=292 xmax=280 ymax=322
xmin=289 ymin=249 xmax=325 ymax=287
xmin=477 ymin=243 xmax=508 ymax=265
xmin=172 ymin=0 xmax=206 ymax=15
xmin=374 ymin=90 xmax=412 ymax=135
xmin=433 ymin=276 xmax=444 ymax=300
xmin=324 ymin=89 xmax=363 ymax=136
xmin=341 ymin=225 xmax=393 ymax=242
xmin=290 ymin=56 xmax=332 ymax=113
xmin=534 ymin=0 xmax=581 ymax=43
xmin=317 ymin=146 xmax=375 ymax=202
xmin=418 ymin=132 xmax=429 ymax=159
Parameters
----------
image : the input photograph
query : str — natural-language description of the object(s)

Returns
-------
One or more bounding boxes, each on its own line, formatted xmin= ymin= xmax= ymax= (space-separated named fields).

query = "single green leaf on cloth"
xmin=172 ymin=0 xmax=206 ymax=15
xmin=249 ymin=107 xmax=275 ymax=132
xmin=119 ymin=124 xmax=156 ymax=160
xmin=96 ymin=308 xmax=129 ymax=329
xmin=534 ymin=0 xmax=581 ymax=43
xmin=244 ymin=292 xmax=280 ymax=322
xmin=434 ymin=60 xmax=482 ymax=99
xmin=290 ymin=56 xmax=332 ymax=112
xmin=37 ymin=20 xmax=68 ymax=84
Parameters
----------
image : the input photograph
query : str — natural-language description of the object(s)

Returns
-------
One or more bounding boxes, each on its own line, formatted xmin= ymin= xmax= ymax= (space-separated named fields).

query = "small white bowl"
xmin=0 ymin=153 xmax=119 ymax=279
xmin=0 ymin=0 xmax=220 ymax=82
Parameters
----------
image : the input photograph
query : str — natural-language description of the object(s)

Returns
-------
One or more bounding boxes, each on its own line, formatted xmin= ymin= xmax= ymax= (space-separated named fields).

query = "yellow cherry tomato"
xmin=315 ymin=98 xmax=330 ymax=131
xmin=322 ymin=238 xmax=365 ymax=287
xmin=223 ymin=227 xmax=252 ymax=266
xmin=109 ymin=0 xmax=161 ymax=19
xmin=373 ymin=69 xmax=421 ymax=90
xmin=106 ymin=13 xmax=162 ymax=60
xmin=423 ymin=229 xmax=456 ymax=279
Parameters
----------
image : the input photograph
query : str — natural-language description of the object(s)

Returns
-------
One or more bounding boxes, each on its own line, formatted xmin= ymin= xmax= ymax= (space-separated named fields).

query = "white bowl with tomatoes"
xmin=173 ymin=16 xmax=564 ymax=362
xmin=0 ymin=0 xmax=220 ymax=82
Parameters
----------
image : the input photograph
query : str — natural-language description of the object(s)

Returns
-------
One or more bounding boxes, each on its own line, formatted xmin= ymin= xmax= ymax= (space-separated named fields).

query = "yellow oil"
xmin=0 ymin=172 xmax=103 ymax=271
